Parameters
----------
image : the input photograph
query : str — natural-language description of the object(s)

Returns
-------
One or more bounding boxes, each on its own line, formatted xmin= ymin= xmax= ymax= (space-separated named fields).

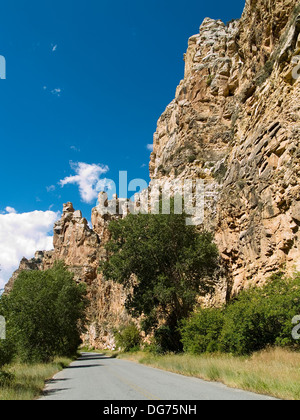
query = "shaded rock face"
xmin=4 ymin=251 xmax=52 ymax=294
xmin=150 ymin=0 xmax=300 ymax=297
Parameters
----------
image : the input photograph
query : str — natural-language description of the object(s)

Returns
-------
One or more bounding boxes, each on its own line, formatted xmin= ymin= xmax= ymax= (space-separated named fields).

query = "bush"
xmin=0 ymin=339 xmax=14 ymax=368
xmin=1 ymin=262 xmax=87 ymax=363
xmin=0 ymin=334 xmax=15 ymax=386
xmin=180 ymin=273 xmax=300 ymax=356
xmin=0 ymin=303 xmax=15 ymax=368
xmin=180 ymin=308 xmax=224 ymax=354
xmin=150 ymin=325 xmax=183 ymax=354
xmin=220 ymin=273 xmax=300 ymax=355
xmin=187 ymin=154 xmax=197 ymax=163
xmin=115 ymin=323 xmax=141 ymax=352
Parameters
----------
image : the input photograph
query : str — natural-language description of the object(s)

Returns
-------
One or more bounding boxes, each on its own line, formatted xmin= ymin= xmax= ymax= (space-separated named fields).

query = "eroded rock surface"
xmin=150 ymin=0 xmax=300 ymax=297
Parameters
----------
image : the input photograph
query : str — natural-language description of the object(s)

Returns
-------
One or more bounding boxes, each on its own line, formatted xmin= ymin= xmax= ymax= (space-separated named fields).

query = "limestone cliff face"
xmin=150 ymin=0 xmax=300 ymax=297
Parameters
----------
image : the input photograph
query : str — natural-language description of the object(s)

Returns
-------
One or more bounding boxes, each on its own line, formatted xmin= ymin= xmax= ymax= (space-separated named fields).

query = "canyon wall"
xmin=150 ymin=0 xmax=300 ymax=296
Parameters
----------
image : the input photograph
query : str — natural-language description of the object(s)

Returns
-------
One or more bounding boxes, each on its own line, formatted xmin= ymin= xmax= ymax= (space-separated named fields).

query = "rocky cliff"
xmin=150 ymin=0 xmax=300 ymax=297
xmin=6 ymin=0 xmax=300 ymax=348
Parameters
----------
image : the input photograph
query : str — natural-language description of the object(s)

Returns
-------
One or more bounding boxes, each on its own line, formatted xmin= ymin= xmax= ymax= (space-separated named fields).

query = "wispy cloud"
xmin=70 ymin=146 xmax=81 ymax=152
xmin=146 ymin=144 xmax=154 ymax=152
xmin=51 ymin=88 xmax=62 ymax=97
xmin=42 ymin=86 xmax=62 ymax=97
xmin=46 ymin=185 xmax=56 ymax=193
xmin=59 ymin=161 xmax=109 ymax=204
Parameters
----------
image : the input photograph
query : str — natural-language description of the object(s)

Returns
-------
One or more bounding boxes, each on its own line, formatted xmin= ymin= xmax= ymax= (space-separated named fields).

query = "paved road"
xmin=39 ymin=353 xmax=275 ymax=401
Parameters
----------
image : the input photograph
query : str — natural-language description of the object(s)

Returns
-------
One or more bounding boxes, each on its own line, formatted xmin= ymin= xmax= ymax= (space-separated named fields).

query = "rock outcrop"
xmin=150 ymin=0 xmax=300 ymax=297
xmin=4 ymin=251 xmax=52 ymax=294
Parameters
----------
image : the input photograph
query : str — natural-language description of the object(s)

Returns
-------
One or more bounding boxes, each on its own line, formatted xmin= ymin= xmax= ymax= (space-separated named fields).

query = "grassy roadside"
xmin=118 ymin=348 xmax=300 ymax=400
xmin=0 ymin=356 xmax=74 ymax=400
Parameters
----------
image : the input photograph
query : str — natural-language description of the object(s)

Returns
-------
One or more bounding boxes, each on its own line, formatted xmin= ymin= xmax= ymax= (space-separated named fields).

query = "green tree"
xmin=1 ymin=262 xmax=87 ymax=363
xmin=101 ymin=205 xmax=219 ymax=352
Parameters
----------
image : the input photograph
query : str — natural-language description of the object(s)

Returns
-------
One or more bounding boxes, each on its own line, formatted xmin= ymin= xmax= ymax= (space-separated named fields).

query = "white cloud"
xmin=146 ymin=144 xmax=154 ymax=152
xmin=60 ymin=161 xmax=109 ymax=204
xmin=5 ymin=207 xmax=17 ymax=214
xmin=51 ymin=44 xmax=58 ymax=52
xmin=0 ymin=209 xmax=60 ymax=289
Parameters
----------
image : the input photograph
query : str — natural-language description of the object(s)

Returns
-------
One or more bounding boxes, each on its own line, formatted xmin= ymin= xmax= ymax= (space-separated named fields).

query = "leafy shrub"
xmin=0 ymin=333 xmax=15 ymax=386
xmin=180 ymin=273 xmax=300 ymax=356
xmin=150 ymin=325 xmax=183 ymax=354
xmin=206 ymin=75 xmax=214 ymax=87
xmin=115 ymin=323 xmax=141 ymax=352
xmin=0 ymin=303 xmax=15 ymax=368
xmin=180 ymin=308 xmax=224 ymax=354
xmin=187 ymin=154 xmax=197 ymax=163
xmin=0 ymin=338 xmax=14 ymax=368
xmin=0 ymin=370 xmax=14 ymax=386
xmin=220 ymin=273 xmax=300 ymax=355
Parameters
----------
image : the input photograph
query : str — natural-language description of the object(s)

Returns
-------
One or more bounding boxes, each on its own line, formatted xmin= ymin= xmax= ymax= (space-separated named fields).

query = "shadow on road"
xmin=65 ymin=364 xmax=103 ymax=369
xmin=46 ymin=378 xmax=69 ymax=384
xmin=42 ymin=378 xmax=70 ymax=398
xmin=42 ymin=387 xmax=70 ymax=397
xmin=77 ymin=352 xmax=117 ymax=361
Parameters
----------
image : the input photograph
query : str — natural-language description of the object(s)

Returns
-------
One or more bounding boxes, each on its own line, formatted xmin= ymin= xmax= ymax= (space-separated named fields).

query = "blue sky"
xmin=0 ymin=0 xmax=245 ymax=286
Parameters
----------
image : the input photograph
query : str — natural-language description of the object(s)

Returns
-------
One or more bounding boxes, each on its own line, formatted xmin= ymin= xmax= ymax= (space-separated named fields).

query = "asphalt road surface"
xmin=39 ymin=352 xmax=275 ymax=401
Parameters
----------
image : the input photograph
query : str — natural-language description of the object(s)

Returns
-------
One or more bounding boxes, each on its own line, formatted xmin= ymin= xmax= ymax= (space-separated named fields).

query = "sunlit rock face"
xmin=150 ymin=0 xmax=300 ymax=297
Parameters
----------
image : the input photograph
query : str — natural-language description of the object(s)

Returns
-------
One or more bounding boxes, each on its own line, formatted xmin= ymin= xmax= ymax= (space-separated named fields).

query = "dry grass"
xmin=0 ymin=357 xmax=73 ymax=400
xmin=119 ymin=348 xmax=300 ymax=400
